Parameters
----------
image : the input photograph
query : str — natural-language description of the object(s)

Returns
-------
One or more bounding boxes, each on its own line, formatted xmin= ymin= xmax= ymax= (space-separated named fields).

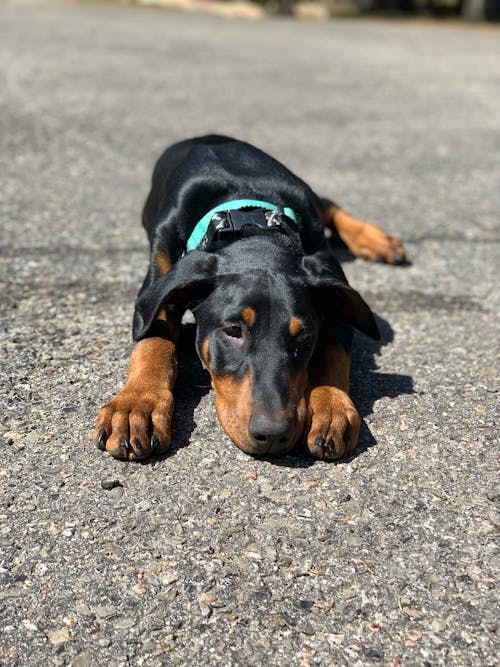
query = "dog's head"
xmin=134 ymin=239 xmax=378 ymax=456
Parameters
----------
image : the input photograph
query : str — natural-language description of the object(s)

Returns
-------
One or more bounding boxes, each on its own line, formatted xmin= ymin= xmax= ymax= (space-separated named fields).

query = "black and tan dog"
xmin=94 ymin=135 xmax=406 ymax=461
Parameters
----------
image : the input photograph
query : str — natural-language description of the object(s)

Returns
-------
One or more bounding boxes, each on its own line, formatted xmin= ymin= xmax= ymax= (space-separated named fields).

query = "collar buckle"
xmin=186 ymin=199 xmax=300 ymax=253
xmin=199 ymin=207 xmax=298 ymax=251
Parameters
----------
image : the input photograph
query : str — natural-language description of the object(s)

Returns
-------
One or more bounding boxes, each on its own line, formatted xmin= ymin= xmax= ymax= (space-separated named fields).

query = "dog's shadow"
xmin=349 ymin=315 xmax=414 ymax=458
xmin=166 ymin=315 xmax=414 ymax=465
xmin=167 ymin=323 xmax=211 ymax=455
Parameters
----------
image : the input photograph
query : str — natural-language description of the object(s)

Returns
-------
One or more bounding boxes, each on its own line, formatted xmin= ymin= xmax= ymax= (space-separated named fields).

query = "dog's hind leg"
xmin=319 ymin=198 xmax=407 ymax=265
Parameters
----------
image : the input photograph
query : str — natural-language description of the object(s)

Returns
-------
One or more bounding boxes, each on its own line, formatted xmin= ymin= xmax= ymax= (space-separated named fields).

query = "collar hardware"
xmin=198 ymin=208 xmax=297 ymax=251
xmin=185 ymin=199 xmax=299 ymax=253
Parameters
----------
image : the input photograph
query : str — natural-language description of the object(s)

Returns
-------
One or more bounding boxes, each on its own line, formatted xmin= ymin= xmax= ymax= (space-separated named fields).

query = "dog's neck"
xmin=184 ymin=199 xmax=301 ymax=254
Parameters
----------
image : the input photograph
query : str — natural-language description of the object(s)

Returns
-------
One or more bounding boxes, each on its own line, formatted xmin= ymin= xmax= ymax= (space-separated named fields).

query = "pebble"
xmin=340 ymin=587 xmax=358 ymax=601
xmin=132 ymin=584 xmax=147 ymax=596
xmin=488 ymin=508 xmax=500 ymax=526
xmin=268 ymin=617 xmax=287 ymax=630
xmin=300 ymin=621 xmax=316 ymax=636
xmin=277 ymin=556 xmax=293 ymax=567
xmin=101 ymin=479 xmax=123 ymax=491
xmin=2 ymin=431 xmax=22 ymax=444
xmin=199 ymin=602 xmax=212 ymax=619
xmin=136 ymin=501 xmax=152 ymax=512
xmin=245 ymin=544 xmax=263 ymax=561
xmin=451 ymin=635 xmax=469 ymax=649
xmin=22 ymin=619 xmax=38 ymax=631
xmin=158 ymin=587 xmax=178 ymax=603
xmin=72 ymin=652 xmax=93 ymax=667
xmin=46 ymin=628 xmax=71 ymax=644
xmin=460 ymin=629 xmax=474 ymax=645
xmin=112 ymin=617 xmax=135 ymax=630
xmin=262 ymin=546 xmax=278 ymax=562
xmin=94 ymin=605 xmax=118 ymax=620
xmin=484 ymin=619 xmax=498 ymax=632
xmin=109 ymin=486 xmax=124 ymax=499
xmin=430 ymin=619 xmax=445 ymax=632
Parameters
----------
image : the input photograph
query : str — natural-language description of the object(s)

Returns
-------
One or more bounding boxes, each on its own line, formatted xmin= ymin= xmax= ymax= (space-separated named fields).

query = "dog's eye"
xmin=296 ymin=332 xmax=311 ymax=345
xmin=222 ymin=323 xmax=243 ymax=339
xmin=292 ymin=331 xmax=313 ymax=359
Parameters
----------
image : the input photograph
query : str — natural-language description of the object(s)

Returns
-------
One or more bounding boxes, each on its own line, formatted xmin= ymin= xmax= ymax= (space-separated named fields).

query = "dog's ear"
xmin=302 ymin=253 xmax=380 ymax=340
xmin=133 ymin=251 xmax=219 ymax=341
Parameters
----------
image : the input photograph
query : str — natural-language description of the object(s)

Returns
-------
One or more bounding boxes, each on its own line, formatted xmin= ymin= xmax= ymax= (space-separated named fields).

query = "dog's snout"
xmin=248 ymin=413 xmax=293 ymax=454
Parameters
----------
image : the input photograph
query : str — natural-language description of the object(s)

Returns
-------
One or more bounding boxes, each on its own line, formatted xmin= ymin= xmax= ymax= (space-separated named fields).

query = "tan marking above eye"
xmin=155 ymin=249 xmax=172 ymax=275
xmin=241 ymin=307 xmax=256 ymax=328
xmin=289 ymin=316 xmax=303 ymax=337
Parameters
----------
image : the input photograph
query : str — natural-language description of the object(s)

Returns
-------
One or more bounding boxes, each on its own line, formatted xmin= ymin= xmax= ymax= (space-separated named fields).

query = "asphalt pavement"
xmin=0 ymin=3 xmax=499 ymax=665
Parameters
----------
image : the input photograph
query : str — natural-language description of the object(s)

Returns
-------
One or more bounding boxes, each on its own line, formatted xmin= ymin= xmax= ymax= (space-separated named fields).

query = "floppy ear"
xmin=302 ymin=253 xmax=380 ymax=340
xmin=133 ymin=251 xmax=219 ymax=341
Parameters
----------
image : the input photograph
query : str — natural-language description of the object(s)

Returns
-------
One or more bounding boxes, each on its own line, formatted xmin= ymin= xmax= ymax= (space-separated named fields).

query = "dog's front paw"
xmin=93 ymin=385 xmax=174 ymax=460
xmin=306 ymin=387 xmax=360 ymax=460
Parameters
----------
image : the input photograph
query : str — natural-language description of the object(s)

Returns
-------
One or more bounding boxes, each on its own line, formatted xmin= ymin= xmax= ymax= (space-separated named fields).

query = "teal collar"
xmin=185 ymin=199 xmax=298 ymax=253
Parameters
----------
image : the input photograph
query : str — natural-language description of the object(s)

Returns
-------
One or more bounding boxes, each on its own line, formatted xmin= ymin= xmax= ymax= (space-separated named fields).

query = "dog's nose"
xmin=248 ymin=414 xmax=293 ymax=454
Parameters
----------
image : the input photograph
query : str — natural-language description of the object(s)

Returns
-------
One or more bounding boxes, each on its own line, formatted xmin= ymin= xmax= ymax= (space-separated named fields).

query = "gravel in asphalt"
xmin=0 ymin=4 xmax=499 ymax=666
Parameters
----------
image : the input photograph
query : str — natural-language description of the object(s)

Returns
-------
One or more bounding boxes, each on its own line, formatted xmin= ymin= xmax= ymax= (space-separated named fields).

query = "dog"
xmin=94 ymin=135 xmax=406 ymax=461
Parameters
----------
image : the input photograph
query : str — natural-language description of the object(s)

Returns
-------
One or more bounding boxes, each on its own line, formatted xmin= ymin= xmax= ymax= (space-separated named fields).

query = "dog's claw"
xmin=150 ymin=433 xmax=168 ymax=455
xmin=95 ymin=428 xmax=107 ymax=451
xmin=107 ymin=435 xmax=130 ymax=459
xmin=324 ymin=437 xmax=333 ymax=450
xmin=343 ymin=437 xmax=351 ymax=458
xmin=150 ymin=433 xmax=159 ymax=451
xmin=325 ymin=437 xmax=342 ymax=460
xmin=132 ymin=437 xmax=148 ymax=460
xmin=314 ymin=435 xmax=325 ymax=449
xmin=119 ymin=435 xmax=130 ymax=450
